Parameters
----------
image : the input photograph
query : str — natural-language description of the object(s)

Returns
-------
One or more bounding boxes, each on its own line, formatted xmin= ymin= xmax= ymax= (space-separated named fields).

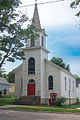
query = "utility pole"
xmin=69 ymin=90 xmax=71 ymax=107
xmin=69 ymin=79 xmax=71 ymax=107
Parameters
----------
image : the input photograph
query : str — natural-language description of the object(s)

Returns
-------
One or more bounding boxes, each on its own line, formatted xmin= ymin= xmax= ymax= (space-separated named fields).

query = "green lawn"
xmin=9 ymin=106 xmax=80 ymax=113
xmin=40 ymin=103 xmax=80 ymax=109
xmin=8 ymin=103 xmax=80 ymax=113
xmin=0 ymin=97 xmax=80 ymax=114
xmin=8 ymin=103 xmax=80 ymax=114
xmin=0 ymin=97 xmax=14 ymax=106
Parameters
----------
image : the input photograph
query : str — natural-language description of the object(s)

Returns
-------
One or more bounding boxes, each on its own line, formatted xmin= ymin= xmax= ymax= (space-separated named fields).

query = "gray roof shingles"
xmin=0 ymin=77 xmax=9 ymax=85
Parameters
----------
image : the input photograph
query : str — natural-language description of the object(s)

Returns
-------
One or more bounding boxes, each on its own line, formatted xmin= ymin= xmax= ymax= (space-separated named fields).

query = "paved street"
xmin=0 ymin=109 xmax=80 ymax=120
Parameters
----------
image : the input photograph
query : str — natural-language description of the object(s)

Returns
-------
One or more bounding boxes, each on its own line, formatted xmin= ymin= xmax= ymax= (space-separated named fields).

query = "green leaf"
xmin=7 ymin=57 xmax=15 ymax=62
xmin=70 ymin=1 xmax=75 ymax=8
xmin=76 ymin=11 xmax=80 ymax=17
xmin=50 ymin=57 xmax=70 ymax=72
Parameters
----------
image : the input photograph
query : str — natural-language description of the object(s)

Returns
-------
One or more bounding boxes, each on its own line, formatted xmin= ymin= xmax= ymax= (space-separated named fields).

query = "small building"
xmin=0 ymin=77 xmax=9 ymax=96
xmin=9 ymin=83 xmax=15 ymax=96
xmin=14 ymin=3 xmax=77 ymax=105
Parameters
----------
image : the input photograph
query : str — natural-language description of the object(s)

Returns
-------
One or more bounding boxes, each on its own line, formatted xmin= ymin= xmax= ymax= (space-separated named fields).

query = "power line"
xmin=18 ymin=0 xmax=65 ymax=8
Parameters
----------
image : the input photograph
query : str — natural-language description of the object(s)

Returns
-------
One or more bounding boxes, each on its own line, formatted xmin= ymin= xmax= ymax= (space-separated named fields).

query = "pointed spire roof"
xmin=32 ymin=3 xmax=41 ymax=30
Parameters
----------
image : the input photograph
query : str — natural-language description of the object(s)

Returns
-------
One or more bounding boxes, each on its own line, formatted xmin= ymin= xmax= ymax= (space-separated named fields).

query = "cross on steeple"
xmin=35 ymin=0 xmax=37 ymax=4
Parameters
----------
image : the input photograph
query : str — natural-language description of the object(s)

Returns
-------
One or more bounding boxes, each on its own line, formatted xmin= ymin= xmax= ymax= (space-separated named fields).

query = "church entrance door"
xmin=49 ymin=93 xmax=57 ymax=105
xmin=27 ymin=79 xmax=35 ymax=96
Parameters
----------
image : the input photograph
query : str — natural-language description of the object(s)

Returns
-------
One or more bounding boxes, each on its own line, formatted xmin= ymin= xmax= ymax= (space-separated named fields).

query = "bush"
xmin=76 ymin=98 xmax=79 ymax=103
xmin=56 ymin=97 xmax=66 ymax=106
xmin=0 ymin=97 xmax=14 ymax=106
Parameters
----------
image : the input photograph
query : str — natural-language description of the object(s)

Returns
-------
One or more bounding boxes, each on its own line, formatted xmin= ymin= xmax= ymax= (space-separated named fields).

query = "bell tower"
xmin=26 ymin=1 xmax=47 ymax=49
xmin=22 ymin=1 xmax=49 ymax=103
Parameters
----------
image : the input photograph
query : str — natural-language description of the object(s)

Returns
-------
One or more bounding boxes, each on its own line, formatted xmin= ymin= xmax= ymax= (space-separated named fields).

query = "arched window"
xmin=64 ymin=77 xmax=67 ymax=91
xmin=28 ymin=57 xmax=35 ymax=74
xmin=28 ymin=79 xmax=35 ymax=84
xmin=48 ymin=75 xmax=53 ymax=90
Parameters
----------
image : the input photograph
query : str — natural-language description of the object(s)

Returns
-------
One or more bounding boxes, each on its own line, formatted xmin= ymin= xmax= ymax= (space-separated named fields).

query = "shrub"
xmin=56 ymin=97 xmax=66 ymax=106
xmin=0 ymin=97 xmax=14 ymax=106
xmin=76 ymin=98 xmax=79 ymax=103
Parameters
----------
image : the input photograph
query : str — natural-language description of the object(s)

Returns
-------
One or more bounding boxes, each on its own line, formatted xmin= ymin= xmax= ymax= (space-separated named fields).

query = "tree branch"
xmin=0 ymin=42 xmax=12 ymax=68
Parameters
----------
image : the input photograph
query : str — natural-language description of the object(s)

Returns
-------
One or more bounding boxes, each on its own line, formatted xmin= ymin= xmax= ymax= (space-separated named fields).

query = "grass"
xmin=8 ymin=103 xmax=80 ymax=113
xmin=8 ymin=106 xmax=80 ymax=113
xmin=0 ymin=97 xmax=80 ymax=113
xmin=0 ymin=97 xmax=14 ymax=106
xmin=39 ymin=103 xmax=80 ymax=109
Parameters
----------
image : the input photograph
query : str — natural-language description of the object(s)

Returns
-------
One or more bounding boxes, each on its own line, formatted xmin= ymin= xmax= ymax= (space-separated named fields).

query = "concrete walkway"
xmin=76 ymin=108 xmax=80 ymax=110
xmin=0 ymin=105 xmax=18 ymax=109
xmin=0 ymin=105 xmax=58 ymax=109
xmin=0 ymin=105 xmax=52 ymax=109
xmin=0 ymin=104 xmax=80 ymax=111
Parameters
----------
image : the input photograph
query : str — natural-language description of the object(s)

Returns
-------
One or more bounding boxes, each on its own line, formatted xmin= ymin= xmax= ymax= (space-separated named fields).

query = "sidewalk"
xmin=0 ymin=105 xmax=51 ymax=109
xmin=0 ymin=105 xmax=80 ymax=110
xmin=76 ymin=108 xmax=80 ymax=110
xmin=0 ymin=105 xmax=18 ymax=109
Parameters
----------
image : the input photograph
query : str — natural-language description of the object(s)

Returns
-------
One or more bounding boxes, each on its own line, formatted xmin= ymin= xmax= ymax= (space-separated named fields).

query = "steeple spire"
xmin=35 ymin=0 xmax=37 ymax=4
xmin=32 ymin=0 xmax=41 ymax=30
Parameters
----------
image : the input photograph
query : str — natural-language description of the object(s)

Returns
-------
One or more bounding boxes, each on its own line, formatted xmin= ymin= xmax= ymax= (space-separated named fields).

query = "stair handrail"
xmin=32 ymin=91 xmax=41 ymax=105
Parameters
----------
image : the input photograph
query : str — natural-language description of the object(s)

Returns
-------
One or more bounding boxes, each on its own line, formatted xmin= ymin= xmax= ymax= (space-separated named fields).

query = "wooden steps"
xmin=14 ymin=96 xmax=41 ymax=105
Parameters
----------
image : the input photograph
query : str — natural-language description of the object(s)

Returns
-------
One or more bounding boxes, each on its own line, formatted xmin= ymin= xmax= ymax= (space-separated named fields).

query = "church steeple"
xmin=32 ymin=0 xmax=41 ymax=30
xmin=26 ymin=0 xmax=47 ymax=48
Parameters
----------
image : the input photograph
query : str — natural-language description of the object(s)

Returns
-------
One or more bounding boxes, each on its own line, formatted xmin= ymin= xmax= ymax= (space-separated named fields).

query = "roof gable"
xmin=0 ymin=77 xmax=9 ymax=85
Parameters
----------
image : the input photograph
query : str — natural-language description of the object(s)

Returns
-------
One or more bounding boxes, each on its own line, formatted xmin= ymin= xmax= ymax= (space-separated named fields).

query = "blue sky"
xmin=4 ymin=0 xmax=80 ymax=76
xmin=47 ymin=24 xmax=80 ymax=58
xmin=46 ymin=24 xmax=80 ymax=75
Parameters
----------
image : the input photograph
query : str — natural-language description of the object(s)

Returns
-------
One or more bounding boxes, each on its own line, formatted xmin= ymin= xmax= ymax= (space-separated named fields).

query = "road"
xmin=0 ymin=109 xmax=80 ymax=120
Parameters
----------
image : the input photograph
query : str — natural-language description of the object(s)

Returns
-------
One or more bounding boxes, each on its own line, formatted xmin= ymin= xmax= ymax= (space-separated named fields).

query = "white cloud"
xmin=3 ymin=60 xmax=22 ymax=73
xmin=20 ymin=0 xmax=78 ymax=27
xmin=65 ymin=36 xmax=80 ymax=48
xmin=62 ymin=56 xmax=80 ymax=76
xmin=47 ymin=34 xmax=80 ymax=49
xmin=68 ymin=57 xmax=80 ymax=76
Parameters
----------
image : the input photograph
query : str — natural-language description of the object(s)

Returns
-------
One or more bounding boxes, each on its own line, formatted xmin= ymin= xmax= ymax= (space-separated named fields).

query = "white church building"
xmin=14 ymin=3 xmax=76 ymax=105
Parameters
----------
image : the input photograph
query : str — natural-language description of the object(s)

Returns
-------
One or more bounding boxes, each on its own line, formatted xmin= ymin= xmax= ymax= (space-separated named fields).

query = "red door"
xmin=27 ymin=84 xmax=35 ymax=96
xmin=50 ymin=93 xmax=57 ymax=105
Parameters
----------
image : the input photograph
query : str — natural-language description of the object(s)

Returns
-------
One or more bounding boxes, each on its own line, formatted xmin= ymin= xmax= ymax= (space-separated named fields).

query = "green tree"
xmin=6 ymin=71 xmax=15 ymax=83
xmin=74 ymin=75 xmax=80 ymax=87
xmin=70 ymin=0 xmax=80 ymax=17
xmin=0 ymin=0 xmax=38 ymax=69
xmin=0 ymin=70 xmax=6 ymax=78
xmin=74 ymin=74 xmax=80 ymax=80
xmin=50 ymin=57 xmax=70 ymax=72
